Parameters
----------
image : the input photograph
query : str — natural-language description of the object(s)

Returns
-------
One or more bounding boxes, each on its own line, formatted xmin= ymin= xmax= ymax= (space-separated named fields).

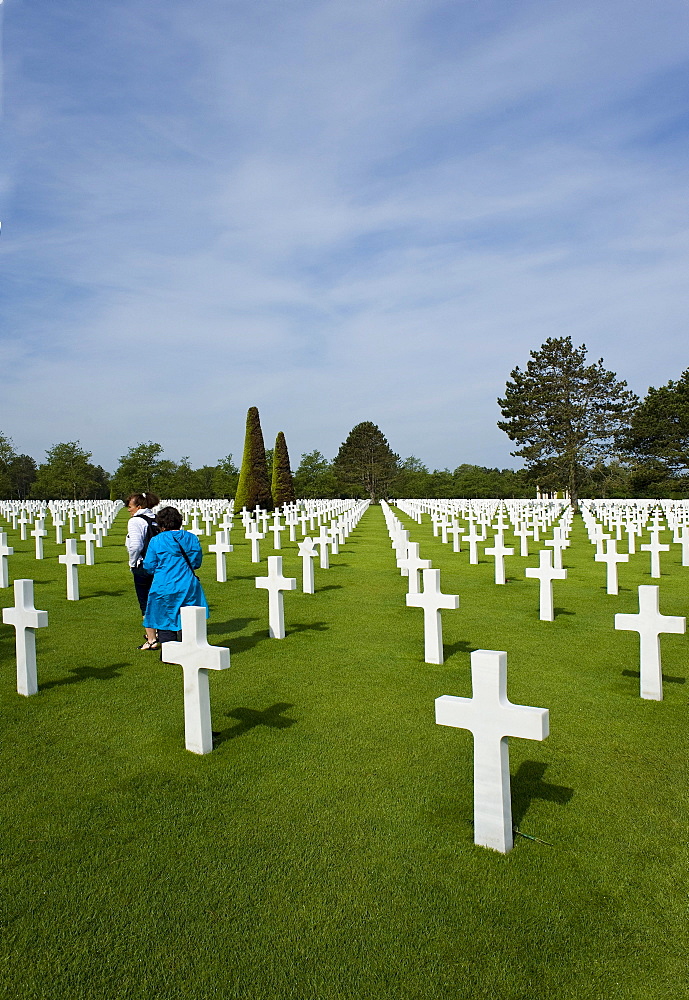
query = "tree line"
xmin=1 ymin=340 xmax=686 ymax=502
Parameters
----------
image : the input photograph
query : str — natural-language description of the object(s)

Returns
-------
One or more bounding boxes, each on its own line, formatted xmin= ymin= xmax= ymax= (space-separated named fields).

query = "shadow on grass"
xmin=207 ymin=616 xmax=259 ymax=637
xmin=443 ymin=639 xmax=478 ymax=658
xmin=286 ymin=621 xmax=329 ymax=637
xmin=553 ymin=608 xmax=576 ymax=618
xmin=81 ymin=590 xmax=126 ymax=600
xmin=213 ymin=703 xmax=296 ymax=744
xmin=41 ymin=663 xmax=127 ymax=690
xmin=511 ymin=760 xmax=574 ymax=828
xmin=317 ymin=585 xmax=343 ymax=593
xmin=622 ymin=669 xmax=685 ymax=684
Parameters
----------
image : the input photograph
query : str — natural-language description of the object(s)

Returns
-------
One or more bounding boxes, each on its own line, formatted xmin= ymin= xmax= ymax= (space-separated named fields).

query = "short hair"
xmin=125 ymin=492 xmax=160 ymax=509
xmin=156 ymin=506 xmax=183 ymax=531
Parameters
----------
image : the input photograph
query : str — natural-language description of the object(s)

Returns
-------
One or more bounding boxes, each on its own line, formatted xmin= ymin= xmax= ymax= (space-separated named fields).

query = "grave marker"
xmin=255 ymin=556 xmax=297 ymax=639
xmin=161 ymin=606 xmax=231 ymax=754
xmin=615 ymin=586 xmax=685 ymax=700
xmin=58 ymin=538 xmax=85 ymax=600
xmin=524 ymin=549 xmax=567 ymax=621
xmin=436 ymin=649 xmax=549 ymax=854
xmin=2 ymin=579 xmax=49 ymax=696
xmin=406 ymin=568 xmax=459 ymax=664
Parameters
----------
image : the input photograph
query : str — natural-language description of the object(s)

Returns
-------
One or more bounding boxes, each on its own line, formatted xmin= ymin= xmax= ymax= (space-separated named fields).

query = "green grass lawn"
xmin=0 ymin=505 xmax=687 ymax=999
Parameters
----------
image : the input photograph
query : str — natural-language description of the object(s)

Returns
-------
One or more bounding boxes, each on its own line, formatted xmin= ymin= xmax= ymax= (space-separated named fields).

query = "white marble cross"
xmin=678 ymin=525 xmax=689 ymax=567
xmin=80 ymin=523 xmax=97 ymax=566
xmin=245 ymin=520 xmax=264 ymax=563
xmin=269 ymin=515 xmax=284 ymax=550
xmin=484 ymin=534 xmax=514 ymax=585
xmin=397 ymin=542 xmax=432 ymax=595
xmin=406 ymin=568 xmax=459 ymax=664
xmin=0 ymin=531 xmax=14 ymax=588
xmin=298 ymin=536 xmax=318 ymax=594
xmin=524 ymin=549 xmax=567 ymax=621
xmin=327 ymin=526 xmax=340 ymax=556
xmin=436 ymin=649 xmax=549 ymax=853
xmin=31 ymin=521 xmax=48 ymax=560
xmin=2 ymin=579 xmax=49 ymax=696
xmin=18 ymin=512 xmax=29 ymax=541
xmin=615 ymin=585 xmax=685 ymax=700
xmin=208 ymin=531 xmax=233 ymax=583
xmin=595 ymin=538 xmax=629 ymax=595
xmin=466 ymin=524 xmax=485 ymax=565
xmin=545 ymin=528 xmax=566 ymax=570
xmin=447 ymin=520 xmax=465 ymax=553
xmin=315 ymin=525 xmax=330 ymax=569
xmin=161 ymin=606 xmax=231 ymax=754
xmin=53 ymin=516 xmax=64 ymax=546
xmin=640 ymin=532 xmax=670 ymax=579
xmin=59 ymin=538 xmax=85 ymax=600
xmin=514 ymin=522 xmax=531 ymax=558
xmin=255 ymin=556 xmax=297 ymax=639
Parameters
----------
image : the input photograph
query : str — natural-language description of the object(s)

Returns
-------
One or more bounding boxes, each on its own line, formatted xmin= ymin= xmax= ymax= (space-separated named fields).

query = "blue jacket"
xmin=142 ymin=529 xmax=209 ymax=630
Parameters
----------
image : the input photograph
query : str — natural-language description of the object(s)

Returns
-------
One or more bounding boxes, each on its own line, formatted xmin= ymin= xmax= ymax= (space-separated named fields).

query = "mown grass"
xmin=0 ymin=505 xmax=687 ymax=999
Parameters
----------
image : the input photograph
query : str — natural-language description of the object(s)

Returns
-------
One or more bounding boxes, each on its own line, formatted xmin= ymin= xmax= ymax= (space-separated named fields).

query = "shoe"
xmin=137 ymin=638 xmax=160 ymax=651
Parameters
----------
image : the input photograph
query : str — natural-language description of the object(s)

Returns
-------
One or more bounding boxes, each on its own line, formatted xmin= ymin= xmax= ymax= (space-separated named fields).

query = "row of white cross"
xmin=2 ymin=497 xmax=686 ymax=856
xmin=383 ymin=499 xmax=688 ymax=851
xmin=0 ymin=501 xmax=371 ymax=758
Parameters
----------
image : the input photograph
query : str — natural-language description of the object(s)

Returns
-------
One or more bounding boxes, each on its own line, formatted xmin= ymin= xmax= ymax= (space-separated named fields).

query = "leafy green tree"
xmin=293 ymin=451 xmax=338 ymax=498
xmin=164 ymin=457 xmax=196 ymax=499
xmin=621 ymin=369 xmax=689 ymax=478
xmin=212 ymin=455 xmax=239 ymax=499
xmin=271 ymin=432 xmax=296 ymax=508
xmin=32 ymin=442 xmax=109 ymax=500
xmin=0 ymin=433 xmax=17 ymax=497
xmin=497 ymin=337 xmax=637 ymax=509
xmin=333 ymin=421 xmax=400 ymax=500
xmin=235 ymin=407 xmax=273 ymax=511
xmin=110 ymin=442 xmax=166 ymax=499
xmin=151 ymin=460 xmax=180 ymax=499
xmin=395 ymin=456 xmax=430 ymax=498
xmin=7 ymin=454 xmax=37 ymax=500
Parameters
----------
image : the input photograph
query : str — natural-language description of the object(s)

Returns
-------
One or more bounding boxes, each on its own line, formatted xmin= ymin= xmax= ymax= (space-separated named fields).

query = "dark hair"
xmin=125 ymin=492 xmax=160 ymax=509
xmin=156 ymin=506 xmax=183 ymax=531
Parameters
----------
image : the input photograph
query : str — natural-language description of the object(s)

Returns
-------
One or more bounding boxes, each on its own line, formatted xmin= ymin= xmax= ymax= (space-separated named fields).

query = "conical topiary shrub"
xmin=271 ymin=431 xmax=296 ymax=508
xmin=235 ymin=407 xmax=273 ymax=512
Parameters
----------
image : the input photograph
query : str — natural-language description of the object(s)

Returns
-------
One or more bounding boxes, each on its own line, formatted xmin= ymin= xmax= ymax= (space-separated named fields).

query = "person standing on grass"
xmin=142 ymin=506 xmax=209 ymax=644
xmin=125 ymin=491 xmax=161 ymax=650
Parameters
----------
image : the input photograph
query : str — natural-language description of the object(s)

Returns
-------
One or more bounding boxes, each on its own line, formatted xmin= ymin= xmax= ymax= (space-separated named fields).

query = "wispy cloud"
xmin=2 ymin=0 xmax=689 ymax=471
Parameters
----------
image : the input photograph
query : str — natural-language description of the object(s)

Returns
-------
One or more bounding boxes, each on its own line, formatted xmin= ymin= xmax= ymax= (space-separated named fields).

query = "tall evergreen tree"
xmin=271 ymin=432 xmax=296 ymax=508
xmin=333 ymin=421 xmax=400 ymax=500
xmin=235 ymin=407 xmax=273 ymax=511
xmin=497 ymin=337 xmax=636 ymax=510
xmin=621 ymin=368 xmax=689 ymax=479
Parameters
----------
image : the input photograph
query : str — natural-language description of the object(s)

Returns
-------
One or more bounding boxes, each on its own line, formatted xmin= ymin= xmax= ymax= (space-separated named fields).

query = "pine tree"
xmin=497 ymin=337 xmax=637 ymax=510
xmin=271 ymin=432 xmax=296 ymax=508
xmin=333 ymin=421 xmax=400 ymax=501
xmin=235 ymin=407 xmax=273 ymax=511
xmin=621 ymin=368 xmax=689 ymax=477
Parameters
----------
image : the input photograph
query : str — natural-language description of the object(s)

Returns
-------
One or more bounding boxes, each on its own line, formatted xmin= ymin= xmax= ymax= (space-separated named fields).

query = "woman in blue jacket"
xmin=142 ymin=506 xmax=209 ymax=643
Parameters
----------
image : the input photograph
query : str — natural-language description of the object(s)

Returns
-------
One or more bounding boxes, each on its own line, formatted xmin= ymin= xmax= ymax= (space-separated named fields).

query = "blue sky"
xmin=2 ymin=0 xmax=689 ymax=474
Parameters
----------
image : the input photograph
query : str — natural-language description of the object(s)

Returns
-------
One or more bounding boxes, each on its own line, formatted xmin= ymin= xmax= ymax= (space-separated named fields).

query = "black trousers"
xmin=132 ymin=567 xmax=153 ymax=615
xmin=157 ymin=629 xmax=182 ymax=643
